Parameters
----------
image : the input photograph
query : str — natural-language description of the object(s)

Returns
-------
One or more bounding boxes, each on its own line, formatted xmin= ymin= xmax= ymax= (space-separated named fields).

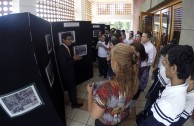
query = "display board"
xmin=0 ymin=13 xmax=65 ymax=126
xmin=105 ymin=25 xmax=110 ymax=33
xmin=29 ymin=13 xmax=65 ymax=123
xmin=51 ymin=21 xmax=93 ymax=86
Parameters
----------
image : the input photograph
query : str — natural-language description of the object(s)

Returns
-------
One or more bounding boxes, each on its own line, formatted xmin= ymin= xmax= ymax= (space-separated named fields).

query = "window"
xmin=97 ymin=2 xmax=131 ymax=15
xmin=36 ymin=0 xmax=75 ymax=22
xmin=0 ymin=0 xmax=13 ymax=16
xmin=85 ymin=0 xmax=92 ymax=21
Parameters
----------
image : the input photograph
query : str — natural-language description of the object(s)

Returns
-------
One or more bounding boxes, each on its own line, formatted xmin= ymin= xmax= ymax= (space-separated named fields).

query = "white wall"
xmin=91 ymin=1 xmax=132 ymax=23
xmin=12 ymin=0 xmax=36 ymax=15
xmin=75 ymin=0 xmax=85 ymax=20
xmin=179 ymin=0 xmax=194 ymax=47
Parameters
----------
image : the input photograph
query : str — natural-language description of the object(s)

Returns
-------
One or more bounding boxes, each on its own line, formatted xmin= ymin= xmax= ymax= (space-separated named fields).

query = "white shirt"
xmin=141 ymin=41 xmax=157 ymax=67
xmin=97 ymin=41 xmax=109 ymax=58
xmin=151 ymin=83 xmax=188 ymax=126
xmin=181 ymin=89 xmax=194 ymax=119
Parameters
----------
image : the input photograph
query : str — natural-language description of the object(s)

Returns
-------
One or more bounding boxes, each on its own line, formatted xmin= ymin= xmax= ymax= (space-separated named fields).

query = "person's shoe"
xmin=71 ymin=103 xmax=83 ymax=109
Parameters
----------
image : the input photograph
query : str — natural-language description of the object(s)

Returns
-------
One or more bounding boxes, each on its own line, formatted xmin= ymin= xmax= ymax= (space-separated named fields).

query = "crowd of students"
xmin=87 ymin=28 xmax=194 ymax=126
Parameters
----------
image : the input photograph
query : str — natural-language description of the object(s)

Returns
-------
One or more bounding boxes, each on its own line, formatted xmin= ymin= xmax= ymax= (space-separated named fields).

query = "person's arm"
xmin=147 ymin=46 xmax=157 ymax=66
xmin=87 ymin=83 xmax=105 ymax=119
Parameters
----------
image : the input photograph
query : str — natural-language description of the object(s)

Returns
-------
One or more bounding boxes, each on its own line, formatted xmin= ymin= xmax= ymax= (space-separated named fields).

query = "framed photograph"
xmin=73 ymin=44 xmax=87 ymax=56
xmin=93 ymin=30 xmax=101 ymax=37
xmin=58 ymin=31 xmax=76 ymax=45
xmin=45 ymin=34 xmax=52 ymax=54
xmin=45 ymin=60 xmax=54 ymax=88
xmin=0 ymin=84 xmax=43 ymax=118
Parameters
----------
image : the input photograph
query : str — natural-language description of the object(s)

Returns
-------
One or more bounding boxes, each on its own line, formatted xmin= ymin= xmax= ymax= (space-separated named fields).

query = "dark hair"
xmin=136 ymin=33 xmax=142 ymax=38
xmin=131 ymin=42 xmax=148 ymax=62
xmin=111 ymin=38 xmax=120 ymax=46
xmin=61 ymin=32 xmax=72 ymax=40
xmin=103 ymin=34 xmax=109 ymax=45
xmin=144 ymin=31 xmax=152 ymax=39
xmin=160 ymin=44 xmax=177 ymax=56
xmin=168 ymin=45 xmax=194 ymax=80
xmin=121 ymin=30 xmax=125 ymax=33
xmin=129 ymin=33 xmax=134 ymax=38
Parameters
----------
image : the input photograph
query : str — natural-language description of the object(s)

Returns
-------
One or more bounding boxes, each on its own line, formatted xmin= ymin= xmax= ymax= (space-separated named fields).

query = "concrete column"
xmin=179 ymin=0 xmax=194 ymax=47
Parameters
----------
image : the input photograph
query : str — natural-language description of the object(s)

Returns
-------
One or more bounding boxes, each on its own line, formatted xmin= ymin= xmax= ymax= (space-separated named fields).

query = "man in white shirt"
xmin=133 ymin=32 xmax=157 ymax=100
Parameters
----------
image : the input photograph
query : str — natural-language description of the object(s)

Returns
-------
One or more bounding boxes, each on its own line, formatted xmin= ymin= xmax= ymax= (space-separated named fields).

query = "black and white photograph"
xmin=58 ymin=31 xmax=76 ymax=45
xmin=93 ymin=30 xmax=101 ymax=37
xmin=0 ymin=84 xmax=43 ymax=118
xmin=45 ymin=34 xmax=52 ymax=54
xmin=73 ymin=44 xmax=87 ymax=56
xmin=45 ymin=60 xmax=55 ymax=87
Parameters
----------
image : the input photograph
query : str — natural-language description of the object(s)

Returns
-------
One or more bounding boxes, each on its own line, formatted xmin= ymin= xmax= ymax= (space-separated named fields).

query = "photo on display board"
xmin=58 ymin=31 xmax=76 ymax=45
xmin=45 ymin=34 xmax=52 ymax=54
xmin=45 ymin=60 xmax=55 ymax=87
xmin=73 ymin=44 xmax=87 ymax=56
xmin=0 ymin=84 xmax=43 ymax=118
xmin=93 ymin=30 xmax=101 ymax=37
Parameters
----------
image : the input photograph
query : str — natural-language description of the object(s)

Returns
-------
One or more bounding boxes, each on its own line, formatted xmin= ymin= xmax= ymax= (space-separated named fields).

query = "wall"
xmin=91 ymin=1 xmax=132 ymax=24
xmin=179 ymin=0 xmax=194 ymax=47
xmin=75 ymin=0 xmax=85 ymax=20
xmin=12 ymin=0 xmax=36 ymax=15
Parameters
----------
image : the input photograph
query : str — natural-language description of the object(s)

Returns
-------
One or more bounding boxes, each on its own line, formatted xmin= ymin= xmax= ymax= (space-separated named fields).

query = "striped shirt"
xmin=150 ymin=83 xmax=188 ymax=126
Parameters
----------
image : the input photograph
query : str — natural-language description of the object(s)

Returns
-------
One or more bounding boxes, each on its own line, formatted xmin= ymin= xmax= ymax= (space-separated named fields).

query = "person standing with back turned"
xmin=87 ymin=43 xmax=139 ymax=126
xmin=57 ymin=32 xmax=83 ymax=109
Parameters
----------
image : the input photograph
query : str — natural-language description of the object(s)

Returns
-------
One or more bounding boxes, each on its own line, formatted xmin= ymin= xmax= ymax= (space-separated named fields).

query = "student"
xmin=136 ymin=44 xmax=177 ymax=124
xmin=57 ymin=32 xmax=83 ymax=108
xmin=87 ymin=43 xmax=139 ymax=126
xmin=138 ymin=45 xmax=194 ymax=126
xmin=171 ymin=56 xmax=194 ymax=126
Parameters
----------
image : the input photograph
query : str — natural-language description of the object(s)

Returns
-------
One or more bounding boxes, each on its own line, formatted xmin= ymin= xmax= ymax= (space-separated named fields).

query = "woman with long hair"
xmin=87 ymin=43 xmax=139 ymax=126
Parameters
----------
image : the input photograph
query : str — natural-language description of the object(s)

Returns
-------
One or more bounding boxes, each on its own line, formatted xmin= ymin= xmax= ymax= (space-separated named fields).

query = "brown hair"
xmin=111 ymin=43 xmax=139 ymax=96
xmin=131 ymin=42 xmax=148 ymax=62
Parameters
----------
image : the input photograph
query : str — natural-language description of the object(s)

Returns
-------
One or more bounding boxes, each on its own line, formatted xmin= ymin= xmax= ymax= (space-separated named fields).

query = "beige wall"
xmin=12 ymin=0 xmax=36 ymax=15
xmin=75 ymin=0 xmax=85 ymax=20
xmin=179 ymin=0 xmax=194 ymax=47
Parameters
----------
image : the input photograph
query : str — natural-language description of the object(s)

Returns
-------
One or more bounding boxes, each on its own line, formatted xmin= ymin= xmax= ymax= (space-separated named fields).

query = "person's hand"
xmin=73 ymin=55 xmax=82 ymax=61
xmin=87 ymin=83 xmax=94 ymax=95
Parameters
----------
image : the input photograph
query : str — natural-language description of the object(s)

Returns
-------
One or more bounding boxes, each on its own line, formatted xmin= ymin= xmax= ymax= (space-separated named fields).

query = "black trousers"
xmin=98 ymin=57 xmax=108 ymax=77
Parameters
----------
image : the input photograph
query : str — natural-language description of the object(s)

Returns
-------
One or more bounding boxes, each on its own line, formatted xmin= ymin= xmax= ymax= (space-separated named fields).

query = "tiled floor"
xmin=64 ymin=62 xmax=194 ymax=126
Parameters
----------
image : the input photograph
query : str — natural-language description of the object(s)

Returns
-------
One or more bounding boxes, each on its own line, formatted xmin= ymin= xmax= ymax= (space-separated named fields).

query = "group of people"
xmin=87 ymin=29 xmax=194 ymax=126
xmin=56 ymin=29 xmax=194 ymax=126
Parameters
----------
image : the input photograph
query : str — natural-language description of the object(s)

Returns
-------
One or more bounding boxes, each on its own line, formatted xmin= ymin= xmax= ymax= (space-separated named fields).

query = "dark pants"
xmin=144 ymin=69 xmax=165 ymax=113
xmin=139 ymin=66 xmax=150 ymax=90
xmin=66 ymin=82 xmax=77 ymax=104
xmin=132 ymin=66 xmax=150 ymax=100
xmin=98 ymin=57 xmax=108 ymax=77
xmin=107 ymin=60 xmax=115 ymax=79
